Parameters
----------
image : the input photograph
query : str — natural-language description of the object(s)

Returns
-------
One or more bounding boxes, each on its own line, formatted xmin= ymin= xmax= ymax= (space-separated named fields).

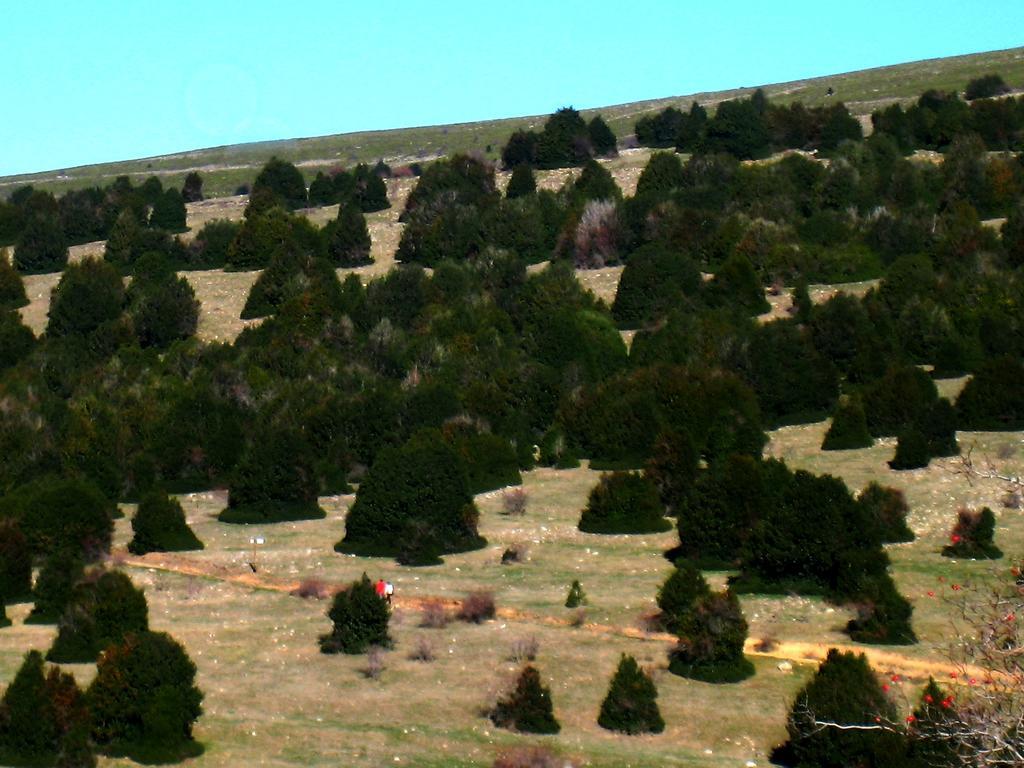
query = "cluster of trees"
xmin=636 ymin=90 xmax=862 ymax=158
xmin=501 ymin=107 xmax=617 ymax=169
xmin=3 ymin=174 xmax=192 ymax=275
xmin=252 ymin=157 xmax=390 ymax=214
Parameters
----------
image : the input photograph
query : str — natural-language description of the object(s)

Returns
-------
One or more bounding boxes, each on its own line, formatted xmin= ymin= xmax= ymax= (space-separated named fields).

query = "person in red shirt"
xmin=375 ymin=578 xmax=386 ymax=599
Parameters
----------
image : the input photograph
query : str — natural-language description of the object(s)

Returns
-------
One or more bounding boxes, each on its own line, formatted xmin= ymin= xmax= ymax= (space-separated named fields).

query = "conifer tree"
xmin=27 ymin=550 xmax=84 ymax=625
xmin=0 ymin=650 xmax=59 ymax=762
xmin=0 ymin=309 xmax=34 ymax=372
xmin=906 ymin=678 xmax=959 ymax=767
xmin=0 ymin=519 xmax=33 ymax=603
xmin=505 ymin=164 xmax=537 ymax=199
xmin=15 ymin=214 xmax=68 ymax=274
xmin=251 ymin=157 xmax=307 ymax=210
xmin=775 ymin=648 xmax=906 ymax=768
xmin=657 ymin=560 xmax=710 ymax=635
xmin=857 ymin=483 xmax=914 ymax=544
xmin=149 ymin=188 xmax=187 ymax=232
xmin=103 ymin=209 xmax=141 ymax=271
xmin=324 ymin=204 xmax=372 ymax=267
xmin=845 ymin=574 xmax=917 ymax=645
xmin=46 ymin=257 xmax=125 ymax=338
xmin=578 ymin=471 xmax=671 ymax=534
xmin=942 ymin=506 xmax=1002 ymax=559
xmin=307 ymin=171 xmax=336 ymax=207
xmin=565 ymin=580 xmax=587 ymax=608
xmin=181 ymin=171 xmax=203 ymax=203
xmin=791 ymin=277 xmax=813 ymax=324
xmin=889 ymin=427 xmax=930 ymax=470
xmin=0 ymin=252 xmax=28 ymax=310
xmin=490 ymin=665 xmax=560 ymax=734
xmin=128 ymin=490 xmax=203 ymax=555
xmin=87 ymin=631 xmax=204 ymax=761
xmin=47 ymin=570 xmax=150 ymax=663
xmin=588 ymin=115 xmax=618 ymax=157
xmin=598 ymin=655 xmax=664 ymax=734
xmin=668 ymin=589 xmax=755 ymax=683
xmin=318 ymin=573 xmax=391 ymax=654
xmin=822 ymin=395 xmax=873 ymax=450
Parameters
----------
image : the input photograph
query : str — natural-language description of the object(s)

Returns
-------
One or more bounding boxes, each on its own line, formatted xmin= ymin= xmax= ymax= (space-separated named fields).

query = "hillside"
xmin=3 ymin=45 xmax=1023 ymax=199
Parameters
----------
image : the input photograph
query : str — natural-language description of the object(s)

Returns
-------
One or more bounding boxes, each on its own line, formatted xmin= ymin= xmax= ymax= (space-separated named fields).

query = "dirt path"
xmin=118 ymin=551 xmax=987 ymax=683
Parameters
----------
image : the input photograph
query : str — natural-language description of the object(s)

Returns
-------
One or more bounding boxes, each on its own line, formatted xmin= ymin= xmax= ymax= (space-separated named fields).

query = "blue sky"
xmin=1 ymin=1 xmax=1021 ymax=176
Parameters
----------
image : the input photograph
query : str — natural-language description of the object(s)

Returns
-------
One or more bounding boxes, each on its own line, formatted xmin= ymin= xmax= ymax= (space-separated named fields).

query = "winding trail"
xmin=117 ymin=550 xmax=990 ymax=684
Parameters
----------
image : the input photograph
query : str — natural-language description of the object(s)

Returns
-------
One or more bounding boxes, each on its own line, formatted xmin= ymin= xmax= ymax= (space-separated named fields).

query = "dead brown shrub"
xmin=493 ymin=746 xmax=576 ymax=768
xmin=502 ymin=488 xmax=528 ymax=517
xmin=291 ymin=578 xmax=328 ymax=599
xmin=507 ymin=636 xmax=539 ymax=663
xmin=408 ymin=637 xmax=435 ymax=662
xmin=458 ymin=590 xmax=496 ymax=623
xmin=419 ymin=599 xmax=450 ymax=628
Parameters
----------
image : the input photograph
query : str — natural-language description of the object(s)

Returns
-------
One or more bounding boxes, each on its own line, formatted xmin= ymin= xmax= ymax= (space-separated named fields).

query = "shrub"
xmin=667 ymin=589 xmax=755 ymax=683
xmin=319 ymin=573 xmax=392 ymax=654
xmin=942 ymin=507 xmax=1002 ymax=559
xmin=324 ymin=204 xmax=372 ymax=267
xmin=46 ymin=257 xmax=124 ymax=338
xmin=505 ymin=164 xmax=536 ymax=199
xmin=865 ymin=365 xmax=939 ymax=436
xmin=490 ymin=666 xmax=560 ymax=734
xmin=502 ymin=488 xmax=528 ymax=517
xmin=408 ymin=637 xmax=435 ymax=662
xmin=955 ymin=355 xmax=1024 ymax=430
xmin=47 ymin=570 xmax=150 ymax=663
xmin=571 ymin=159 xmax=620 ymax=204
xmin=337 ymin=430 xmax=486 ymax=564
xmin=445 ymin=426 xmax=522 ymax=495
xmin=611 ymin=243 xmax=700 ymax=328
xmin=251 ymin=157 xmax=307 ymax=210
xmin=569 ymin=199 xmax=623 ymax=268
xmin=225 ymin=206 xmax=300 ymax=271
xmin=773 ymin=649 xmax=906 ymax=768
xmin=15 ymin=214 xmax=67 ymax=274
xmin=705 ymin=251 xmax=770 ymax=315
xmin=361 ymin=646 xmax=386 ymax=680
xmin=508 ymin=636 xmax=539 ymax=663
xmin=845 ymin=574 xmax=917 ymax=645
xmin=128 ymin=490 xmax=203 ymax=555
xmin=401 ymin=154 xmax=498 ymax=220
xmin=578 ymin=471 xmax=670 ymax=534
xmin=501 ymin=542 xmax=529 ymax=564
xmin=0 ymin=519 xmax=32 ymax=602
xmin=964 ymin=73 xmax=1011 ymax=100
xmin=0 ymin=253 xmax=27 ymax=310
xmin=149 ymin=188 xmax=187 ymax=232
xmin=565 ymin=580 xmax=587 ymax=608
xmin=635 ymin=151 xmax=685 ymax=198
xmin=458 ymin=590 xmax=495 ymax=623
xmin=822 ymin=395 xmax=873 ymax=450
xmin=419 ymin=600 xmax=449 ymax=628
xmin=87 ymin=631 xmax=204 ymax=762
xmin=493 ymin=746 xmax=570 ymax=768
xmin=889 ymin=427 xmax=930 ymax=470
xmin=857 ymin=483 xmax=914 ymax=543
xmin=291 ymin=578 xmax=328 ymax=600
xmin=220 ymin=427 xmax=326 ymax=524
xmin=598 ymin=654 xmax=664 ymax=734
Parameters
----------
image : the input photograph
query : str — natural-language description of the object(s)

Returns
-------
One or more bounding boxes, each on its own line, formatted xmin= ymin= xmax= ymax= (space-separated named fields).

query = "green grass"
xmin=4 ymin=46 xmax=1023 ymax=198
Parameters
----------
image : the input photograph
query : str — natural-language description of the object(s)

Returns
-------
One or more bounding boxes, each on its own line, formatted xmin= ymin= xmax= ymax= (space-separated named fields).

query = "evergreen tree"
xmin=578 ymin=471 xmax=670 ymax=534
xmin=187 ymin=219 xmax=238 ymax=269
xmin=0 ymin=252 xmax=28 ymax=310
xmin=103 ymin=209 xmax=141 ymax=271
xmin=128 ymin=490 xmax=203 ymax=555
xmin=251 ymin=157 xmax=307 ymax=210
xmin=505 ymin=164 xmax=536 ymax=199
xmin=0 ymin=651 xmax=60 ymax=763
xmin=15 ymin=214 xmax=68 ymax=274
xmin=490 ymin=665 xmax=560 ymax=734
xmin=126 ymin=253 xmax=199 ymax=348
xmin=0 ymin=476 xmax=115 ymax=558
xmin=46 ymin=257 xmax=125 ymax=338
xmin=657 ymin=560 xmax=711 ymax=634
xmin=48 ymin=570 xmax=150 ymax=663
xmin=565 ymin=580 xmax=587 ymax=608
xmin=0 ymin=519 xmax=33 ymax=603
xmin=964 ymin=73 xmax=1010 ymax=100
xmin=324 ymin=204 xmax=372 ymax=267
xmin=26 ymin=550 xmax=84 ymax=625
xmin=668 ymin=589 xmax=754 ymax=683
xmin=87 ymin=631 xmax=204 ymax=762
xmin=535 ymin=107 xmax=592 ymax=169
xmin=644 ymin=429 xmax=700 ymax=516
xmin=318 ymin=573 xmax=391 ymax=654
xmin=598 ymin=655 xmax=664 ymax=734
xmin=181 ymin=172 xmax=203 ymax=203
xmin=352 ymin=164 xmax=390 ymax=212
xmin=942 ymin=506 xmax=1002 ymax=559
xmin=0 ymin=601 xmax=8 ymax=629
xmin=337 ymin=430 xmax=486 ymax=565
xmin=571 ymin=159 xmax=620 ymax=203
xmin=0 ymin=309 xmax=34 ymax=373
xmin=906 ymin=678 xmax=959 ymax=768
xmin=955 ymin=355 xmax=1024 ymax=430
xmin=220 ymin=426 xmax=325 ymax=523
xmin=307 ymin=171 xmax=336 ymax=207
xmin=775 ymin=649 xmax=906 ymax=768
xmin=918 ymin=398 xmax=959 ymax=458
xmin=705 ymin=252 xmax=770 ymax=315
xmin=149 ymin=188 xmax=187 ymax=232
xmin=857 ymin=483 xmax=914 ymax=544
xmin=791 ymin=277 xmax=812 ymax=324
xmin=889 ymin=427 xmax=930 ymax=470
xmin=845 ymin=574 xmax=917 ymax=645
xmin=635 ymin=151 xmax=685 ymax=198
xmin=588 ymin=115 xmax=617 ymax=157
xmin=822 ymin=396 xmax=873 ymax=450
